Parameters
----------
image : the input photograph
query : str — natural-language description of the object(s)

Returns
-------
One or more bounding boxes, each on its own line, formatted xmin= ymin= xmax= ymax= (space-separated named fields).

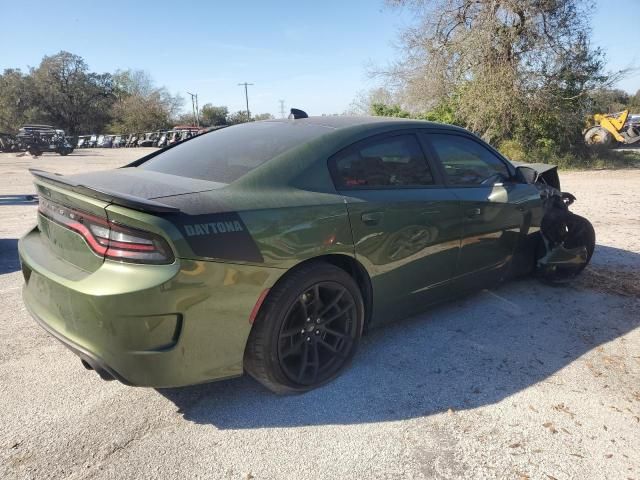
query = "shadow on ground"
xmin=158 ymin=245 xmax=639 ymax=429
xmin=0 ymin=238 xmax=20 ymax=274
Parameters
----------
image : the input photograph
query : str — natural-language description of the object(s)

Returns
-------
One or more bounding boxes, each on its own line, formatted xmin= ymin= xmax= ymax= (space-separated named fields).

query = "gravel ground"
xmin=0 ymin=149 xmax=638 ymax=480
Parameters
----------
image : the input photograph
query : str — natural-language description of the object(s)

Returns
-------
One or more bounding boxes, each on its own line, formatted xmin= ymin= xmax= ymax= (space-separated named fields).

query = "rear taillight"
xmin=38 ymin=198 xmax=174 ymax=264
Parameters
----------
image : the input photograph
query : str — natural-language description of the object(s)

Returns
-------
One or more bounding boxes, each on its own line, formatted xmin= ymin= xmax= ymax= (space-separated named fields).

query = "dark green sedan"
xmin=18 ymin=114 xmax=594 ymax=393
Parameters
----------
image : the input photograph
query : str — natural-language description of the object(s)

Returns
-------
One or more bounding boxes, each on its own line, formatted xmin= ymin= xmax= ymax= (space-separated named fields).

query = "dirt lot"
xmin=0 ymin=149 xmax=638 ymax=480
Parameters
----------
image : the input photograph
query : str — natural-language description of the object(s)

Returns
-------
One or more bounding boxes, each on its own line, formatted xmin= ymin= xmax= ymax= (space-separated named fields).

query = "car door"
xmin=423 ymin=132 xmax=541 ymax=287
xmin=329 ymin=131 xmax=463 ymax=325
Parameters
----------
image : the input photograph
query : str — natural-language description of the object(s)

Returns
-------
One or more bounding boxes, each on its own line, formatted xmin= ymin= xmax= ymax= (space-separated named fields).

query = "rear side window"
xmin=331 ymin=134 xmax=434 ymax=188
xmin=428 ymin=134 xmax=510 ymax=186
xmin=139 ymin=122 xmax=331 ymax=183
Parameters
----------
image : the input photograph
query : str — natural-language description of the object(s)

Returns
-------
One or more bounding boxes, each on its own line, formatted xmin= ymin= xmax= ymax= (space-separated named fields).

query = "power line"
xmin=237 ymin=82 xmax=254 ymax=122
xmin=279 ymin=100 xmax=286 ymax=119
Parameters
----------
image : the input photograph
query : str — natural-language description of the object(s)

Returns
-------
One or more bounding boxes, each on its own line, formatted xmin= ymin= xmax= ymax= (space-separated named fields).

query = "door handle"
xmin=361 ymin=211 xmax=383 ymax=226
xmin=465 ymin=207 xmax=482 ymax=218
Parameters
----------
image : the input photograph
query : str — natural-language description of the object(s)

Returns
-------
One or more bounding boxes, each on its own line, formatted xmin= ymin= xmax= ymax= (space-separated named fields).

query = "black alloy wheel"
xmin=277 ymin=281 xmax=358 ymax=386
xmin=244 ymin=262 xmax=364 ymax=394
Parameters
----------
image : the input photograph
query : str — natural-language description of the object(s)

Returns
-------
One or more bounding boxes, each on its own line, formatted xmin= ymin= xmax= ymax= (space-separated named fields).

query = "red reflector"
xmin=249 ymin=288 xmax=270 ymax=324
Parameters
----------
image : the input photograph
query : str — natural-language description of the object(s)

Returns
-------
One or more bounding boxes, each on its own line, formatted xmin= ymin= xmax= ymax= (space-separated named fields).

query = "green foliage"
xmin=554 ymin=149 xmax=640 ymax=170
xmin=30 ymin=52 xmax=115 ymax=134
xmin=108 ymin=70 xmax=182 ymax=133
xmin=370 ymin=101 xmax=460 ymax=125
xmin=371 ymin=103 xmax=411 ymax=118
xmin=627 ymin=89 xmax=640 ymax=111
xmin=498 ymin=140 xmax=527 ymax=162
xmin=418 ymin=101 xmax=459 ymax=125
xmin=227 ymin=111 xmax=250 ymax=125
xmin=588 ymin=89 xmax=630 ymax=114
xmin=200 ymin=104 xmax=229 ymax=127
xmin=0 ymin=69 xmax=38 ymax=133
xmin=0 ymin=52 xmax=182 ymax=135
xmin=377 ymin=0 xmax=624 ymax=167
xmin=253 ymin=113 xmax=275 ymax=121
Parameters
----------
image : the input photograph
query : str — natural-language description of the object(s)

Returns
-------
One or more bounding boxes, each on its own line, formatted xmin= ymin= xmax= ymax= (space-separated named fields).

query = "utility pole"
xmin=279 ymin=99 xmax=286 ymax=119
xmin=194 ymin=94 xmax=199 ymax=127
xmin=237 ymin=82 xmax=254 ymax=122
xmin=186 ymin=91 xmax=200 ymax=127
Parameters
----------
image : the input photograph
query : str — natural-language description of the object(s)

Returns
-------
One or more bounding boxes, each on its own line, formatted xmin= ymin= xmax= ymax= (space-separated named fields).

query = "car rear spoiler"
xmin=29 ymin=169 xmax=180 ymax=214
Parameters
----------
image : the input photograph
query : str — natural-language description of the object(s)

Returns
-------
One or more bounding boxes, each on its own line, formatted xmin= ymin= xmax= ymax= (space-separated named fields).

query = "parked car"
xmin=167 ymin=125 xmax=199 ymax=146
xmin=156 ymin=131 xmax=169 ymax=148
xmin=126 ymin=133 xmax=139 ymax=147
xmin=76 ymin=135 xmax=91 ymax=149
xmin=112 ymin=135 xmax=125 ymax=148
xmin=18 ymin=114 xmax=594 ymax=393
xmin=16 ymin=125 xmax=73 ymax=156
xmin=0 ymin=132 xmax=18 ymax=152
xmin=137 ymin=131 xmax=159 ymax=147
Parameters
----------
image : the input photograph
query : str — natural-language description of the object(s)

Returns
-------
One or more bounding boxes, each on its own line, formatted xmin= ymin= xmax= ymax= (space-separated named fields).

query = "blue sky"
xmin=1 ymin=0 xmax=638 ymax=117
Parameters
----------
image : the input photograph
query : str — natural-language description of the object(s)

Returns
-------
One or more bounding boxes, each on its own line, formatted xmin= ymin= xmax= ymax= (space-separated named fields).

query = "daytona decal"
xmin=184 ymin=220 xmax=244 ymax=237
xmin=172 ymin=212 xmax=264 ymax=263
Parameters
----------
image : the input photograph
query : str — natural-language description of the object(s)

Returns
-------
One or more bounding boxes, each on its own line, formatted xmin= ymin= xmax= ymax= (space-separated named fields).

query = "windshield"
xmin=139 ymin=121 xmax=331 ymax=184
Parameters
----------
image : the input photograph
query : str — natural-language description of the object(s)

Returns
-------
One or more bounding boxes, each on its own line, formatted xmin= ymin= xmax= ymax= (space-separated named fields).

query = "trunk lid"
xmin=31 ymin=168 xmax=223 ymax=272
xmin=34 ymin=180 xmax=111 ymax=273
xmin=62 ymin=168 xmax=226 ymax=199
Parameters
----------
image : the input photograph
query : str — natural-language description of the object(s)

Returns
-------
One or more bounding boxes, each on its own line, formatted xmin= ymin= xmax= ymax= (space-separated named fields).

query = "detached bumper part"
xmin=537 ymin=244 xmax=588 ymax=279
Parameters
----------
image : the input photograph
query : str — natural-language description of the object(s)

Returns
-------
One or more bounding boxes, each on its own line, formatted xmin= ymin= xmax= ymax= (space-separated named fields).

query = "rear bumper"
xmin=26 ymin=302 xmax=132 ymax=384
xmin=19 ymin=228 xmax=284 ymax=387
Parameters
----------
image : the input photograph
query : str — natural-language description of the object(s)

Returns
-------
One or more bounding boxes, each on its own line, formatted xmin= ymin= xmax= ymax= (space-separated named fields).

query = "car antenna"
xmin=288 ymin=108 xmax=308 ymax=119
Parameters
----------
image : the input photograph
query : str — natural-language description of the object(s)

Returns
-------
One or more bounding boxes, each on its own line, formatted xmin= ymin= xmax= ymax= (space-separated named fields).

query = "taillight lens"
xmin=38 ymin=198 xmax=174 ymax=264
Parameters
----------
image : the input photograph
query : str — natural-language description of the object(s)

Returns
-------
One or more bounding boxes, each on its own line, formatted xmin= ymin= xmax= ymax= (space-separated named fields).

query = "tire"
xmin=561 ymin=213 xmax=595 ymax=271
xmin=244 ymin=262 xmax=364 ymax=394
xmin=584 ymin=127 xmax=613 ymax=147
xmin=538 ymin=213 xmax=595 ymax=282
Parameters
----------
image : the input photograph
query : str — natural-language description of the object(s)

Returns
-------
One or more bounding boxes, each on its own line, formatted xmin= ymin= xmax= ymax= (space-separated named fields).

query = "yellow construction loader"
xmin=584 ymin=109 xmax=640 ymax=147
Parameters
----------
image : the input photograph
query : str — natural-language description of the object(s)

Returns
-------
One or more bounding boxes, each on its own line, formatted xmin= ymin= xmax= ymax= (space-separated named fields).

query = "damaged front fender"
xmin=514 ymin=161 xmax=596 ymax=282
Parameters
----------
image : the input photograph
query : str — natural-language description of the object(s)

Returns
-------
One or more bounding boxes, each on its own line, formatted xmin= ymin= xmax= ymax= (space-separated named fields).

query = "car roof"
xmin=262 ymin=115 xmax=467 ymax=132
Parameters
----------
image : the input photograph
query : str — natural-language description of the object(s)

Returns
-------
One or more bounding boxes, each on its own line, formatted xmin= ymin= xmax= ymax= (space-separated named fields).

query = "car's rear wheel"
xmin=244 ymin=262 xmax=364 ymax=394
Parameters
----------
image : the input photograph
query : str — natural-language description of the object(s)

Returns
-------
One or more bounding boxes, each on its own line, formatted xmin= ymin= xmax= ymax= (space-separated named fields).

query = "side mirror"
xmin=515 ymin=166 xmax=538 ymax=184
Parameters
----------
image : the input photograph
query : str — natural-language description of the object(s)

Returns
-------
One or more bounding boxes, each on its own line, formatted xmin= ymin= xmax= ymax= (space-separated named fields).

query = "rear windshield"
xmin=138 ymin=121 xmax=331 ymax=183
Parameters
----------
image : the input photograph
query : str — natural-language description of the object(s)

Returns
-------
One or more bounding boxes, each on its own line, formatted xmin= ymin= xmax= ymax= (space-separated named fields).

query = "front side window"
xmin=332 ymin=134 xmax=434 ymax=188
xmin=428 ymin=134 xmax=510 ymax=186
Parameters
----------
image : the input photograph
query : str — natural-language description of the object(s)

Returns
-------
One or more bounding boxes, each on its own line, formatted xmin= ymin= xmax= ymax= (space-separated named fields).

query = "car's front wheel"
xmin=244 ymin=262 xmax=364 ymax=394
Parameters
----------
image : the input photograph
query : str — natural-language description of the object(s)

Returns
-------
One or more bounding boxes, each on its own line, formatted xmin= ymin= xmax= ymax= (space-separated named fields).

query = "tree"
xmin=588 ymin=89 xmax=630 ymax=114
xmin=200 ymin=104 xmax=229 ymax=127
xmin=371 ymin=103 xmax=411 ymax=118
xmin=30 ymin=51 xmax=115 ymax=134
xmin=253 ymin=112 xmax=274 ymax=121
xmin=379 ymin=0 xmax=619 ymax=152
xmin=227 ymin=110 xmax=250 ymax=125
xmin=0 ymin=69 xmax=41 ymax=133
xmin=629 ymin=90 xmax=640 ymax=111
xmin=348 ymin=87 xmax=397 ymax=115
xmin=109 ymin=69 xmax=183 ymax=133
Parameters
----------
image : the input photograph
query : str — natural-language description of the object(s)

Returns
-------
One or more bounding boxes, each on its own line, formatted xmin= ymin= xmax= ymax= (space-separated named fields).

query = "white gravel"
xmin=0 ymin=150 xmax=638 ymax=480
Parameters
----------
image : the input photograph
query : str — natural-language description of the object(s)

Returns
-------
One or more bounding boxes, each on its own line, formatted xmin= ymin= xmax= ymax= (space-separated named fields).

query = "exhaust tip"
xmin=80 ymin=358 xmax=115 ymax=381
